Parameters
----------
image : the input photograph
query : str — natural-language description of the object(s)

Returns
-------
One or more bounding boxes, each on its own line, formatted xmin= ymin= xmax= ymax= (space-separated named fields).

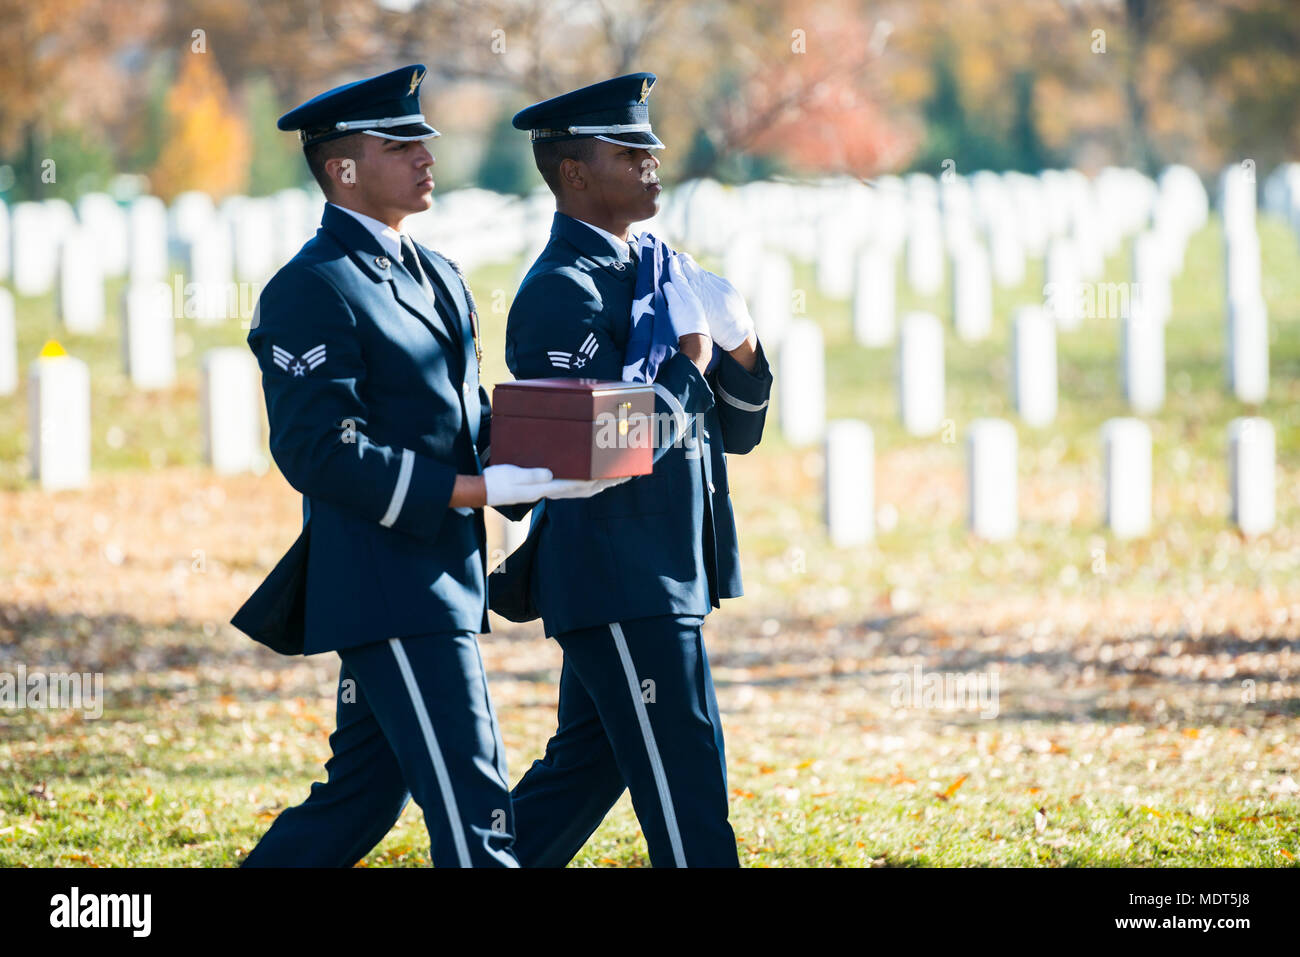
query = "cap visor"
xmin=595 ymin=130 xmax=664 ymax=149
xmin=362 ymin=122 xmax=441 ymax=142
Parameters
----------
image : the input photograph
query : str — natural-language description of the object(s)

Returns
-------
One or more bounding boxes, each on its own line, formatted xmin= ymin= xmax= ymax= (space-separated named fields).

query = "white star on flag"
xmin=630 ymin=294 xmax=653 ymax=323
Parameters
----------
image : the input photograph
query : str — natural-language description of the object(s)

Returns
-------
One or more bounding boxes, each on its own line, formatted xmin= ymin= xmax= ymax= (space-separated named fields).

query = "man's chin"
xmin=634 ymin=196 xmax=661 ymax=222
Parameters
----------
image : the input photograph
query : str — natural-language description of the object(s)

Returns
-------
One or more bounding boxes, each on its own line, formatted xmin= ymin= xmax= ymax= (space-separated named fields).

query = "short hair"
xmin=532 ymin=137 xmax=596 ymax=195
xmin=304 ymin=133 xmax=364 ymax=196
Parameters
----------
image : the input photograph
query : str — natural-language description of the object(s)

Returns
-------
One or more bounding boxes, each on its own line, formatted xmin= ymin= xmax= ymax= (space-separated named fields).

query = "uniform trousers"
xmin=510 ymin=614 xmax=739 ymax=867
xmin=241 ymin=631 xmax=518 ymax=868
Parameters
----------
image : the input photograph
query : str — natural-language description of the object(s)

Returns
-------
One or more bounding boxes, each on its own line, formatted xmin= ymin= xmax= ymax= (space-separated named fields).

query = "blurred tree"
xmin=156 ymin=0 xmax=386 ymax=106
xmin=1185 ymin=0 xmax=1300 ymax=169
xmin=120 ymin=59 xmax=175 ymax=185
xmin=908 ymin=44 xmax=1011 ymax=175
xmin=1121 ymin=0 xmax=1165 ymax=173
xmin=0 ymin=0 xmax=160 ymax=195
xmin=1007 ymin=70 xmax=1056 ymax=173
xmin=476 ymin=105 xmax=540 ymax=195
xmin=149 ymin=51 xmax=251 ymax=201
xmin=671 ymin=0 xmax=910 ymax=180
xmin=246 ymin=76 xmax=309 ymax=195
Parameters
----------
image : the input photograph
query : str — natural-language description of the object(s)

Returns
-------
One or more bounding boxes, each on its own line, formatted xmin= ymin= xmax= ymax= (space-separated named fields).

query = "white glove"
xmin=678 ymin=254 xmax=755 ymax=351
xmin=482 ymin=464 xmax=631 ymax=506
xmin=483 ymin=465 xmax=558 ymax=506
xmin=539 ymin=475 xmax=633 ymax=500
xmin=661 ymin=253 xmax=710 ymax=339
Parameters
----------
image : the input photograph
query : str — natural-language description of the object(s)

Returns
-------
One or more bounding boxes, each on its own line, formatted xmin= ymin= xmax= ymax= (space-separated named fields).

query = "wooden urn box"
xmin=491 ymin=378 xmax=656 ymax=479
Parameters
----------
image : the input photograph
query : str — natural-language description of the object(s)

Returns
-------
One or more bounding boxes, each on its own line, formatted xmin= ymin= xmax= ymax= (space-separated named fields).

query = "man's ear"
xmin=325 ymin=154 xmax=358 ymax=192
xmin=559 ymin=157 xmax=587 ymax=192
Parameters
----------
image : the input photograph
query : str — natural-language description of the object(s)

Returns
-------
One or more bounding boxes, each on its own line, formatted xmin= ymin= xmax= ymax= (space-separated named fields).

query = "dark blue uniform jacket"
xmin=233 ymin=203 xmax=499 ymax=655
xmin=499 ymin=212 xmax=773 ymax=637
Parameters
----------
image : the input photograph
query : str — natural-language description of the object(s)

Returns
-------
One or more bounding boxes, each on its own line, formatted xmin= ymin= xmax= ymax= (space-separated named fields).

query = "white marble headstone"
xmin=1121 ymin=300 xmax=1165 ymax=414
xmin=1011 ymin=305 xmax=1057 ymax=427
xmin=1228 ymin=417 xmax=1274 ymax=535
xmin=1102 ymin=418 xmax=1152 ymax=538
xmin=129 ymin=196 xmax=169 ymax=285
xmin=11 ymin=202 xmax=59 ymax=297
xmin=122 ymin=282 xmax=177 ymax=390
xmin=852 ymin=245 xmax=895 ymax=347
xmin=201 ymin=348 xmax=262 ymax=474
xmin=1226 ymin=295 xmax=1268 ymax=404
xmin=231 ymin=197 xmax=277 ymax=284
xmin=824 ymin=419 xmax=874 ymax=547
xmin=753 ymin=250 xmax=794 ymax=348
xmin=0 ymin=289 xmax=15 ymax=396
xmin=57 ymin=226 xmax=106 ymax=333
xmin=951 ymin=242 xmax=992 ymax=342
xmin=1045 ymin=238 xmax=1083 ymax=329
xmin=28 ymin=346 xmax=91 ymax=490
xmin=897 ymin=311 xmax=945 ymax=436
xmin=188 ymin=220 xmax=236 ymax=325
xmin=967 ymin=418 xmax=1017 ymax=541
xmin=778 ymin=319 xmax=826 ymax=446
xmin=905 ymin=216 xmax=944 ymax=297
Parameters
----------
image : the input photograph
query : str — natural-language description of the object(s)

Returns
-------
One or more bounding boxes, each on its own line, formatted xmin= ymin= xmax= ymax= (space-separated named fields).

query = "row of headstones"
xmin=679 ymin=165 xmax=1196 ymax=273
xmin=0 ymin=185 xmax=553 ymax=319
xmin=776 ymin=304 xmax=1267 ymax=448
xmin=0 ymin=190 xmax=320 ymax=322
xmin=734 ymin=219 xmax=1193 ymax=352
xmin=26 ymin=335 xmax=1278 ymax=544
xmin=698 ymin=164 xmax=1211 ymax=303
xmin=823 ymin=415 xmax=1276 ymax=544
xmin=24 ymin=344 xmax=263 ymax=489
xmin=723 ymin=162 xmax=1279 ymax=354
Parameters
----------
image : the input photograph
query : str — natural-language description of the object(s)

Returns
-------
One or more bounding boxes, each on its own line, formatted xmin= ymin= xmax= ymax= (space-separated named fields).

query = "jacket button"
xmin=708 ymin=481 xmax=716 ymax=494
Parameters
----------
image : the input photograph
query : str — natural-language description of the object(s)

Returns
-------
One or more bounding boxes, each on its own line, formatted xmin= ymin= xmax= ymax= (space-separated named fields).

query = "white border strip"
xmin=653 ymin=382 xmax=689 ymax=446
xmin=379 ymin=448 xmax=415 ymax=527
xmin=388 ymin=637 xmax=472 ymax=867
xmin=715 ymin=381 xmax=769 ymax=412
xmin=609 ymin=622 xmax=687 ymax=867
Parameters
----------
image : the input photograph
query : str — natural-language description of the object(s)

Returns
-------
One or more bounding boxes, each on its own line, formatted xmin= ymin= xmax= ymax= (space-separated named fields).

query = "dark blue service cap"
xmin=277 ymin=64 xmax=439 ymax=148
xmin=511 ymin=72 xmax=664 ymax=149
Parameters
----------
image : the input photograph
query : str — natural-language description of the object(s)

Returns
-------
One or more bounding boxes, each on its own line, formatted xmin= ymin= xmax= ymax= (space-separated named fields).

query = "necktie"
xmin=400 ymin=235 xmax=464 ymax=352
xmin=399 ymin=234 xmax=433 ymax=300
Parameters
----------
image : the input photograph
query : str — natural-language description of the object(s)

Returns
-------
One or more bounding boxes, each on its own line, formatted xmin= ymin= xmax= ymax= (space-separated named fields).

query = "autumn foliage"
xmin=149 ymin=51 xmax=250 ymax=202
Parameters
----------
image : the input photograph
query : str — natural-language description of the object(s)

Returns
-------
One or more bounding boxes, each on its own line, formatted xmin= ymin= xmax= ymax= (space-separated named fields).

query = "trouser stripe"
xmin=387 ymin=637 xmax=472 ymax=867
xmin=609 ymin=622 xmax=687 ymax=867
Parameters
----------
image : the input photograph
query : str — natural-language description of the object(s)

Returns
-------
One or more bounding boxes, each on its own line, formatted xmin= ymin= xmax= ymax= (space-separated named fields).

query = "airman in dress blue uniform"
xmin=232 ymin=65 xmax=620 ymax=868
xmin=497 ymin=73 xmax=774 ymax=867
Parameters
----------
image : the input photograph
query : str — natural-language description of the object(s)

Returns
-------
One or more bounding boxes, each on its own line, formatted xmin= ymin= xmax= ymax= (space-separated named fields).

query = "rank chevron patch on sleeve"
xmin=270 ymin=344 xmax=326 ymax=374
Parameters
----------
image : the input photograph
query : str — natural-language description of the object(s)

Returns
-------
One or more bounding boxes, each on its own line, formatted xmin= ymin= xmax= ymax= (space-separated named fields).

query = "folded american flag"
xmin=623 ymin=232 xmax=711 ymax=384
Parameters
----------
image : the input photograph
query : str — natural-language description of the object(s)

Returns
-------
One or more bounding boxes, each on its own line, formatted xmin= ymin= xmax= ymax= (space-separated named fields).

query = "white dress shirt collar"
xmin=329 ymin=202 xmax=406 ymax=261
xmin=570 ymin=215 xmax=636 ymax=262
